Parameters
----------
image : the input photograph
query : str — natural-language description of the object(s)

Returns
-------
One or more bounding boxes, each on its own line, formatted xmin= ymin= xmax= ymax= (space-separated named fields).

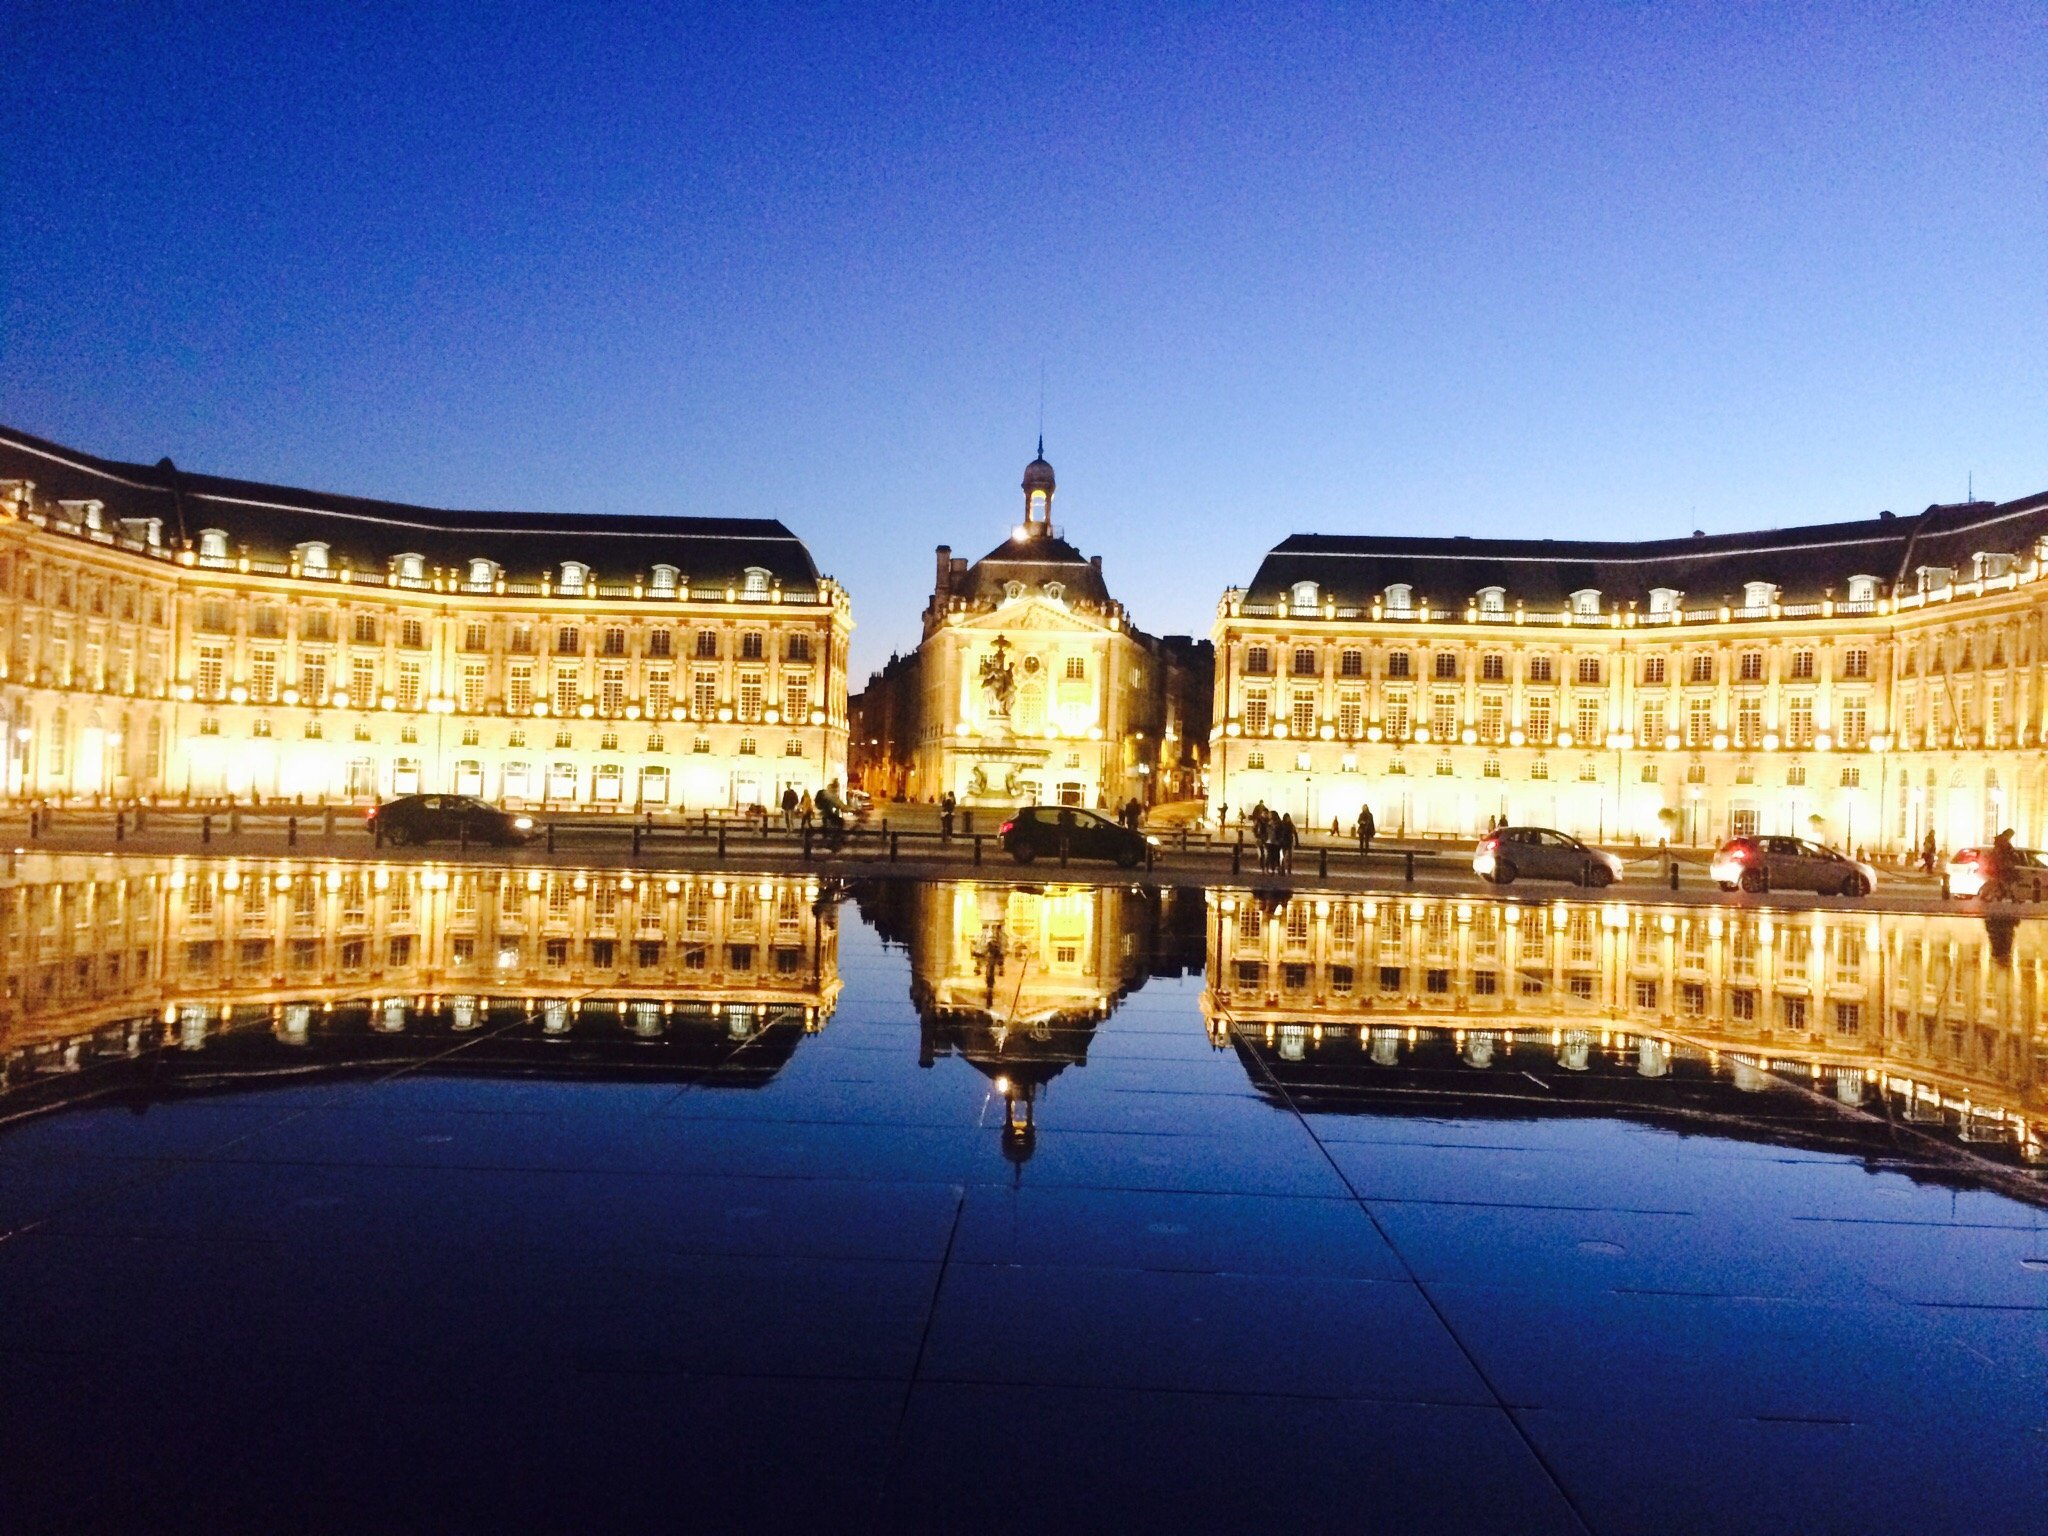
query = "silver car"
xmin=1711 ymin=836 xmax=1877 ymax=897
xmin=1474 ymin=827 xmax=1624 ymax=887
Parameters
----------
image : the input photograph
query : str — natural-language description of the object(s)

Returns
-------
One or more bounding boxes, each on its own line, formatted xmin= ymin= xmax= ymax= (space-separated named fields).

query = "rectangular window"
xmin=1525 ymin=695 xmax=1551 ymax=744
xmin=1480 ymin=695 xmax=1504 ymax=743
xmin=1338 ymin=693 xmax=1363 ymax=737
xmin=1431 ymin=692 xmax=1458 ymax=741
xmin=1787 ymin=695 xmax=1814 ymax=748
xmin=740 ymin=632 xmax=765 ymax=661
xmin=1839 ymin=697 xmax=1867 ymax=747
xmin=1640 ymin=698 xmax=1666 ymax=744
xmin=461 ymin=662 xmax=487 ymax=713
xmin=1386 ymin=652 xmax=1411 ymax=679
xmin=1481 ymin=653 xmax=1505 ymax=681
xmin=1292 ymin=692 xmax=1316 ymax=737
xmin=1739 ymin=651 xmax=1764 ymax=681
xmin=351 ymin=613 xmax=378 ymax=645
xmin=1790 ymin=650 xmax=1815 ymax=680
xmin=1686 ymin=698 xmax=1713 ymax=747
xmin=1527 ymin=656 xmax=1553 ymax=682
xmin=400 ymin=618 xmax=425 ymax=649
xmin=1339 ymin=649 xmax=1363 ymax=678
xmin=1737 ymin=697 xmax=1762 ymax=747
xmin=647 ymin=667 xmax=673 ymax=718
xmin=1842 ymin=648 xmax=1869 ymax=679
xmin=1244 ymin=645 xmax=1271 ymax=676
xmin=782 ymin=675 xmax=808 ymax=723
xmin=1575 ymin=657 xmax=1600 ymax=685
xmin=1434 ymin=652 xmax=1458 ymax=680
xmin=349 ymin=656 xmax=377 ymax=709
xmin=250 ymin=649 xmax=277 ymax=703
xmin=693 ymin=671 xmax=719 ymax=717
xmin=1243 ymin=690 xmax=1269 ymax=735
xmin=196 ymin=644 xmax=226 ymax=700
xmin=601 ymin=627 xmax=627 ymax=657
xmin=1641 ymin=655 xmax=1665 ymax=684
xmin=1689 ymin=653 xmax=1713 ymax=684
xmin=1385 ymin=694 xmax=1410 ymax=739
xmin=555 ymin=668 xmax=580 ymax=715
xmin=507 ymin=664 xmax=533 ymax=714
xmin=462 ymin=621 xmax=488 ymax=652
xmin=739 ymin=674 xmax=764 ymax=722
xmin=397 ymin=661 xmax=423 ymax=711
xmin=600 ymin=667 xmax=626 ymax=715
xmin=1575 ymin=696 xmax=1602 ymax=744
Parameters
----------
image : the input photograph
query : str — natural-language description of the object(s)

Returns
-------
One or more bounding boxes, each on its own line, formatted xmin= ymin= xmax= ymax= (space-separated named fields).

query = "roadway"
xmin=0 ymin=805 xmax=2000 ymax=916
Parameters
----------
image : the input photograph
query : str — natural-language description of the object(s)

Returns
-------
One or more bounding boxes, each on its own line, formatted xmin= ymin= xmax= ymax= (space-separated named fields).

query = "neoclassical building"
xmin=851 ymin=447 xmax=1209 ymax=808
xmin=1211 ymin=488 xmax=2048 ymax=852
xmin=0 ymin=425 xmax=852 ymax=809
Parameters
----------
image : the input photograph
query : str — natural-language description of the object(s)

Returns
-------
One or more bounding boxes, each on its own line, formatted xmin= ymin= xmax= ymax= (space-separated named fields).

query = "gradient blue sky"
xmin=5 ymin=3 xmax=2045 ymax=677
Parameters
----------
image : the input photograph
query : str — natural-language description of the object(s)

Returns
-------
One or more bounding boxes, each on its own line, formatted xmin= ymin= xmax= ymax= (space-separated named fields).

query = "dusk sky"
xmin=5 ymin=3 xmax=2045 ymax=677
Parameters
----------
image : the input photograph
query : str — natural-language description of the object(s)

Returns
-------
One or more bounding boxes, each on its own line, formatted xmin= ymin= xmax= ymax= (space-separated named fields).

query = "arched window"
xmin=197 ymin=529 xmax=230 ymax=565
xmin=1042 ymin=581 xmax=1065 ymax=603
xmin=1290 ymin=580 xmax=1319 ymax=612
xmin=1742 ymin=581 xmax=1775 ymax=610
xmin=1846 ymin=574 xmax=1878 ymax=604
xmin=466 ymin=558 xmax=497 ymax=589
xmin=1917 ymin=565 xmax=1951 ymax=594
xmin=1383 ymin=583 xmax=1412 ymax=615
xmin=1003 ymin=580 xmax=1025 ymax=602
xmin=295 ymin=542 xmax=331 ymax=574
xmin=649 ymin=564 xmax=679 ymax=596
xmin=394 ymin=552 xmax=426 ymax=582
xmin=1570 ymin=589 xmax=1601 ymax=618
xmin=1476 ymin=586 xmax=1506 ymax=616
xmin=1647 ymin=587 xmax=1681 ymax=617
xmin=558 ymin=561 xmax=588 ymax=594
xmin=742 ymin=566 xmax=771 ymax=597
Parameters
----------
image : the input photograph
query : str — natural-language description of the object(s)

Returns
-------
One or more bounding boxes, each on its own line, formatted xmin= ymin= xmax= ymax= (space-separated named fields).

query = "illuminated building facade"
xmin=0 ymin=425 xmax=852 ymax=809
xmin=1212 ymin=489 xmax=2048 ymax=851
xmin=1202 ymin=889 xmax=2045 ymax=1159
xmin=852 ymin=448 xmax=1209 ymax=808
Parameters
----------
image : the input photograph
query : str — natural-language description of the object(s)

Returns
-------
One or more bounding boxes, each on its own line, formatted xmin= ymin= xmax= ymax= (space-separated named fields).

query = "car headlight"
xmin=1146 ymin=835 xmax=1160 ymax=845
xmin=512 ymin=816 xmax=534 ymax=830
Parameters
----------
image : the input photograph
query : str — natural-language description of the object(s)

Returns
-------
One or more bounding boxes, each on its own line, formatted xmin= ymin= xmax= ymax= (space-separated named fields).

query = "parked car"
xmin=1473 ymin=827 xmax=1623 ymax=887
xmin=1948 ymin=844 xmax=2048 ymax=899
xmin=999 ymin=805 xmax=1153 ymax=867
xmin=1711 ymin=836 xmax=1876 ymax=897
xmin=368 ymin=794 xmax=536 ymax=846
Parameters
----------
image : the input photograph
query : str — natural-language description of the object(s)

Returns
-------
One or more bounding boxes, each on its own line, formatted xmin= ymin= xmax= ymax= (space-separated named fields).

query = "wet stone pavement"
xmin=0 ymin=862 xmax=2044 ymax=1533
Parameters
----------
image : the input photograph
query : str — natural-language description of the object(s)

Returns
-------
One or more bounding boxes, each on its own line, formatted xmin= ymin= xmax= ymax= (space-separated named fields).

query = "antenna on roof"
xmin=1038 ymin=360 xmax=1046 ymax=446
xmin=1968 ymin=471 xmax=1974 ymax=503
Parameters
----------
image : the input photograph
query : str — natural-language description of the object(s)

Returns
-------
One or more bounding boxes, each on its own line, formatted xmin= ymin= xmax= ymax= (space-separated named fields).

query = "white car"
xmin=1711 ymin=836 xmax=1877 ymax=897
xmin=1948 ymin=845 xmax=2048 ymax=898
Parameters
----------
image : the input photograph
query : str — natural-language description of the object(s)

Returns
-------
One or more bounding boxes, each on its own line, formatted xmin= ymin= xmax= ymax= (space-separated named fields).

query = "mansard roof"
xmin=1246 ymin=489 xmax=2048 ymax=610
xmin=957 ymin=529 xmax=1112 ymax=607
xmin=0 ymin=423 xmax=824 ymax=593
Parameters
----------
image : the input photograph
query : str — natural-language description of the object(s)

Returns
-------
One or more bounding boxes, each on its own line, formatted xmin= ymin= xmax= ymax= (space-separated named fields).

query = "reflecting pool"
xmin=2 ymin=856 xmax=2044 ymax=1533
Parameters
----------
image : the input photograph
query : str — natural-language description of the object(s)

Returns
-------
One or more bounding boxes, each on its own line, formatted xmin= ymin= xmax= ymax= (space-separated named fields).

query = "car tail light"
xmin=999 ymin=820 xmax=1014 ymax=836
xmin=1478 ymin=838 xmax=1497 ymax=853
xmin=365 ymin=808 xmax=377 ymax=821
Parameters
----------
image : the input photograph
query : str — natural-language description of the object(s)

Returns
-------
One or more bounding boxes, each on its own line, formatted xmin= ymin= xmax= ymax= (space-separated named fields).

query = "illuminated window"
xmin=397 ymin=662 xmax=422 ymax=711
xmin=646 ymin=668 xmax=673 ymax=718
xmin=554 ymin=669 xmax=580 ymax=716
xmin=739 ymin=674 xmax=764 ymax=721
xmin=1790 ymin=650 xmax=1815 ymax=680
xmin=740 ymin=631 xmax=765 ymax=661
xmin=1245 ymin=645 xmax=1271 ymax=676
xmin=1527 ymin=655 xmax=1553 ymax=682
xmin=349 ymin=657 xmax=377 ymax=710
xmin=1641 ymin=655 xmax=1665 ymax=684
xmin=783 ymin=677 xmax=808 ymax=722
xmin=601 ymin=627 xmax=626 ymax=657
xmin=507 ymin=664 xmax=533 ymax=714
xmin=600 ymin=667 xmax=626 ymax=715
xmin=1574 ymin=657 xmax=1599 ymax=684
xmin=695 ymin=630 xmax=719 ymax=659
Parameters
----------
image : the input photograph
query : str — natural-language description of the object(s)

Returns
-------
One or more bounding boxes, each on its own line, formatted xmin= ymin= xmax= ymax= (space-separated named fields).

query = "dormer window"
xmin=1742 ymin=581 xmax=1776 ymax=610
xmin=394 ymin=552 xmax=426 ymax=583
xmin=1974 ymin=551 xmax=2014 ymax=580
xmin=465 ymin=558 xmax=498 ymax=590
xmin=1290 ymin=580 xmax=1319 ymax=612
xmin=1383 ymin=583 xmax=1413 ymax=615
xmin=294 ymin=541 xmax=330 ymax=574
xmin=1043 ymin=580 xmax=1066 ymax=603
xmin=649 ymin=564 xmax=679 ymax=597
xmin=742 ymin=566 xmax=771 ymax=598
xmin=1917 ymin=565 xmax=1951 ymax=594
xmin=1846 ymin=574 xmax=1878 ymax=604
xmin=1570 ymin=589 xmax=1601 ymax=619
xmin=1003 ymin=580 xmax=1026 ymax=602
xmin=559 ymin=561 xmax=589 ymax=594
xmin=1647 ymin=587 xmax=1681 ymax=617
xmin=197 ymin=529 xmax=230 ymax=565
xmin=1476 ymin=586 xmax=1506 ymax=616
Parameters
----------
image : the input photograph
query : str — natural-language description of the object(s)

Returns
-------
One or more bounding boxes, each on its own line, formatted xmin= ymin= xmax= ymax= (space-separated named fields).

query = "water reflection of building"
xmin=861 ymin=879 xmax=1201 ymax=1163
xmin=0 ymin=855 xmax=840 ymax=1095
xmin=1202 ymin=890 xmax=2046 ymax=1164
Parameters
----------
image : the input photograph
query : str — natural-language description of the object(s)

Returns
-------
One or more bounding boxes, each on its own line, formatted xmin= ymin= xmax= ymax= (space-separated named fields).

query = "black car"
xmin=368 ymin=794 xmax=537 ymax=846
xmin=999 ymin=805 xmax=1151 ymax=867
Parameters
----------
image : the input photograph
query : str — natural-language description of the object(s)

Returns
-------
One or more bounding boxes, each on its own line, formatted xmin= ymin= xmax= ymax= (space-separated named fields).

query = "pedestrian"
xmin=781 ymin=785 xmax=799 ymax=830
xmin=940 ymin=790 xmax=956 ymax=839
xmin=1356 ymin=803 xmax=1376 ymax=860
xmin=1921 ymin=828 xmax=1937 ymax=876
xmin=799 ymin=790 xmax=814 ymax=830
xmin=1278 ymin=812 xmax=1298 ymax=874
xmin=1255 ymin=814 xmax=1275 ymax=873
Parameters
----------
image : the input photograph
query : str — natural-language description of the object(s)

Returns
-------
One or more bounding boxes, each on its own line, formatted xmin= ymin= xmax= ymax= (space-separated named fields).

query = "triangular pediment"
xmin=953 ymin=598 xmax=1115 ymax=634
